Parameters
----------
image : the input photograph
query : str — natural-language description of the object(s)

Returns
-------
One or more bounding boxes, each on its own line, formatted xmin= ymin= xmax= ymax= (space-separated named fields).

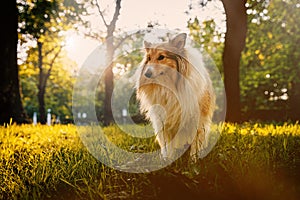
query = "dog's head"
xmin=138 ymin=33 xmax=190 ymax=90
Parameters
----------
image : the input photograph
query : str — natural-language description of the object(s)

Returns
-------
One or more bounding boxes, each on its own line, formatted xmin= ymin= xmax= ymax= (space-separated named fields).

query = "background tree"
xmin=188 ymin=18 xmax=224 ymax=73
xmin=220 ymin=0 xmax=247 ymax=122
xmin=20 ymin=38 xmax=76 ymax=123
xmin=36 ymin=33 xmax=63 ymax=124
xmin=188 ymin=0 xmax=247 ymax=122
xmin=89 ymin=0 xmax=141 ymax=125
xmin=93 ymin=0 xmax=122 ymax=125
xmin=0 ymin=0 xmax=29 ymax=124
xmin=189 ymin=0 xmax=299 ymax=121
xmin=240 ymin=0 xmax=299 ymax=121
xmin=93 ymin=29 xmax=146 ymax=123
xmin=18 ymin=0 xmax=87 ymax=123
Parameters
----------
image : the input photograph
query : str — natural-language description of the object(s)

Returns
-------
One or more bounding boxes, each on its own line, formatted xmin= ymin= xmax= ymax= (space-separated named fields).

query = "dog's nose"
xmin=144 ymin=68 xmax=153 ymax=78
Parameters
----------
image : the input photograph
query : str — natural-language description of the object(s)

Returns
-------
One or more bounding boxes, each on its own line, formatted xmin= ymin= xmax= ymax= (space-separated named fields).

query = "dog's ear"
xmin=177 ymin=57 xmax=189 ymax=77
xmin=144 ymin=41 xmax=152 ymax=49
xmin=169 ymin=33 xmax=187 ymax=49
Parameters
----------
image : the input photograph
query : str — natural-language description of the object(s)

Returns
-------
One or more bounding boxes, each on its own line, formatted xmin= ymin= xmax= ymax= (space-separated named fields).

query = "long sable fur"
xmin=135 ymin=33 xmax=215 ymax=159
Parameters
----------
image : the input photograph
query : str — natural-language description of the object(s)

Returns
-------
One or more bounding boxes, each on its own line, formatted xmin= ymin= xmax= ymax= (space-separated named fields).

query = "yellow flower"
xmin=276 ymin=43 xmax=283 ymax=49
xmin=267 ymin=32 xmax=273 ymax=39
xmin=258 ymin=53 xmax=265 ymax=60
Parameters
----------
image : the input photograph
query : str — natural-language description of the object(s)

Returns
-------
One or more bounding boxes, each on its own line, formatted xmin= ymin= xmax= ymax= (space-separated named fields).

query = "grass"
xmin=0 ymin=122 xmax=300 ymax=199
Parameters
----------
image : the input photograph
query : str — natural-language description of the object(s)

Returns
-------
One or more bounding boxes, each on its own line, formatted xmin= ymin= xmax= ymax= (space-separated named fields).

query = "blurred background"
xmin=1 ymin=0 xmax=299 ymax=125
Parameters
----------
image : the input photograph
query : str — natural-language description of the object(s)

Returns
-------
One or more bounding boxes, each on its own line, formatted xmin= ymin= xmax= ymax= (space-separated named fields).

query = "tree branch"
xmin=38 ymin=41 xmax=43 ymax=71
xmin=109 ymin=0 xmax=121 ymax=29
xmin=44 ymin=46 xmax=62 ymax=87
xmin=95 ymin=0 xmax=108 ymax=28
xmin=44 ymin=46 xmax=57 ymax=57
xmin=113 ymin=30 xmax=141 ymax=52
xmin=83 ymin=32 xmax=105 ymax=43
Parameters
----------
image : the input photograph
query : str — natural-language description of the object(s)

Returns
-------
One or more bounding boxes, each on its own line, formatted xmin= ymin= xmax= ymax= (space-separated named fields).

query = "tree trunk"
xmin=38 ymin=87 xmax=47 ymax=124
xmin=103 ymin=34 xmax=115 ymax=126
xmin=221 ymin=0 xmax=247 ymax=122
xmin=37 ymin=41 xmax=47 ymax=124
xmin=289 ymin=82 xmax=300 ymax=121
xmin=0 ymin=0 xmax=29 ymax=124
xmin=102 ymin=0 xmax=121 ymax=126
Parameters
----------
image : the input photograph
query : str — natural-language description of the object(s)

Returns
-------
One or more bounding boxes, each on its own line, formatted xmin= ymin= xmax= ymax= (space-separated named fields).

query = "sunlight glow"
xmin=64 ymin=0 xmax=225 ymax=69
xmin=64 ymin=31 xmax=99 ymax=68
xmin=65 ymin=36 xmax=76 ymax=51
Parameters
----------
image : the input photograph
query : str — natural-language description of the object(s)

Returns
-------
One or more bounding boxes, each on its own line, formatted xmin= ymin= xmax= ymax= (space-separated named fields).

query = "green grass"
xmin=0 ymin=122 xmax=300 ymax=199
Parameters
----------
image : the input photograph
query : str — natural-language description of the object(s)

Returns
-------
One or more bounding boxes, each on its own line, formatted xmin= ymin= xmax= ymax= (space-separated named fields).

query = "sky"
xmin=64 ymin=0 xmax=225 ymax=68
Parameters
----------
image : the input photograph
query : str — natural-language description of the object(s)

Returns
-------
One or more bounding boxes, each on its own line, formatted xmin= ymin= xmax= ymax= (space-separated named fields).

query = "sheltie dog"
xmin=136 ymin=33 xmax=215 ymax=160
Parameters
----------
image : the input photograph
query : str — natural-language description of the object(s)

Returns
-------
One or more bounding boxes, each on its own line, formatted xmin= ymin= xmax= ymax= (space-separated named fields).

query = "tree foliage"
xmin=240 ymin=0 xmax=300 ymax=120
xmin=18 ymin=0 xmax=87 ymax=41
xmin=15 ymin=0 xmax=300 ymax=123
xmin=188 ymin=0 xmax=300 ymax=121
xmin=20 ymin=42 xmax=76 ymax=123
xmin=188 ymin=18 xmax=224 ymax=73
xmin=17 ymin=0 xmax=87 ymax=123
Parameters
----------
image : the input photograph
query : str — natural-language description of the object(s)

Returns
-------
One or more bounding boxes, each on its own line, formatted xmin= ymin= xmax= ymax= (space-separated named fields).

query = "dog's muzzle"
xmin=144 ymin=66 xmax=153 ymax=78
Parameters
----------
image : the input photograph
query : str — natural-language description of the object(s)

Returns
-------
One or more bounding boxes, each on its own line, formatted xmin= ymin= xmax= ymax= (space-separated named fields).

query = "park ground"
xmin=1 ymin=122 xmax=300 ymax=200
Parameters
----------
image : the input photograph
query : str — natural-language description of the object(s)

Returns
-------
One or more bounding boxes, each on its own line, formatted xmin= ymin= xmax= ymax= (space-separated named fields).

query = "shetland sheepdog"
xmin=136 ymin=33 xmax=215 ymax=160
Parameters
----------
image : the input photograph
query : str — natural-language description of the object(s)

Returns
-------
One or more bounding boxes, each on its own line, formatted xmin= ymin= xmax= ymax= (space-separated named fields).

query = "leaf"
xmin=267 ymin=32 xmax=273 ymax=39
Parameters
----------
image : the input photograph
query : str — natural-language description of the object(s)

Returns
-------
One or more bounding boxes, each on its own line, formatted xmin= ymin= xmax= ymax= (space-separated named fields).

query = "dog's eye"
xmin=147 ymin=56 xmax=151 ymax=62
xmin=157 ymin=55 xmax=165 ymax=61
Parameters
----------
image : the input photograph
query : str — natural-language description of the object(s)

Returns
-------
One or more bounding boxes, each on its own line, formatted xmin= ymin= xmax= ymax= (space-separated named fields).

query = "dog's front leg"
xmin=155 ymin=131 xmax=168 ymax=159
xmin=161 ymin=145 xmax=168 ymax=159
